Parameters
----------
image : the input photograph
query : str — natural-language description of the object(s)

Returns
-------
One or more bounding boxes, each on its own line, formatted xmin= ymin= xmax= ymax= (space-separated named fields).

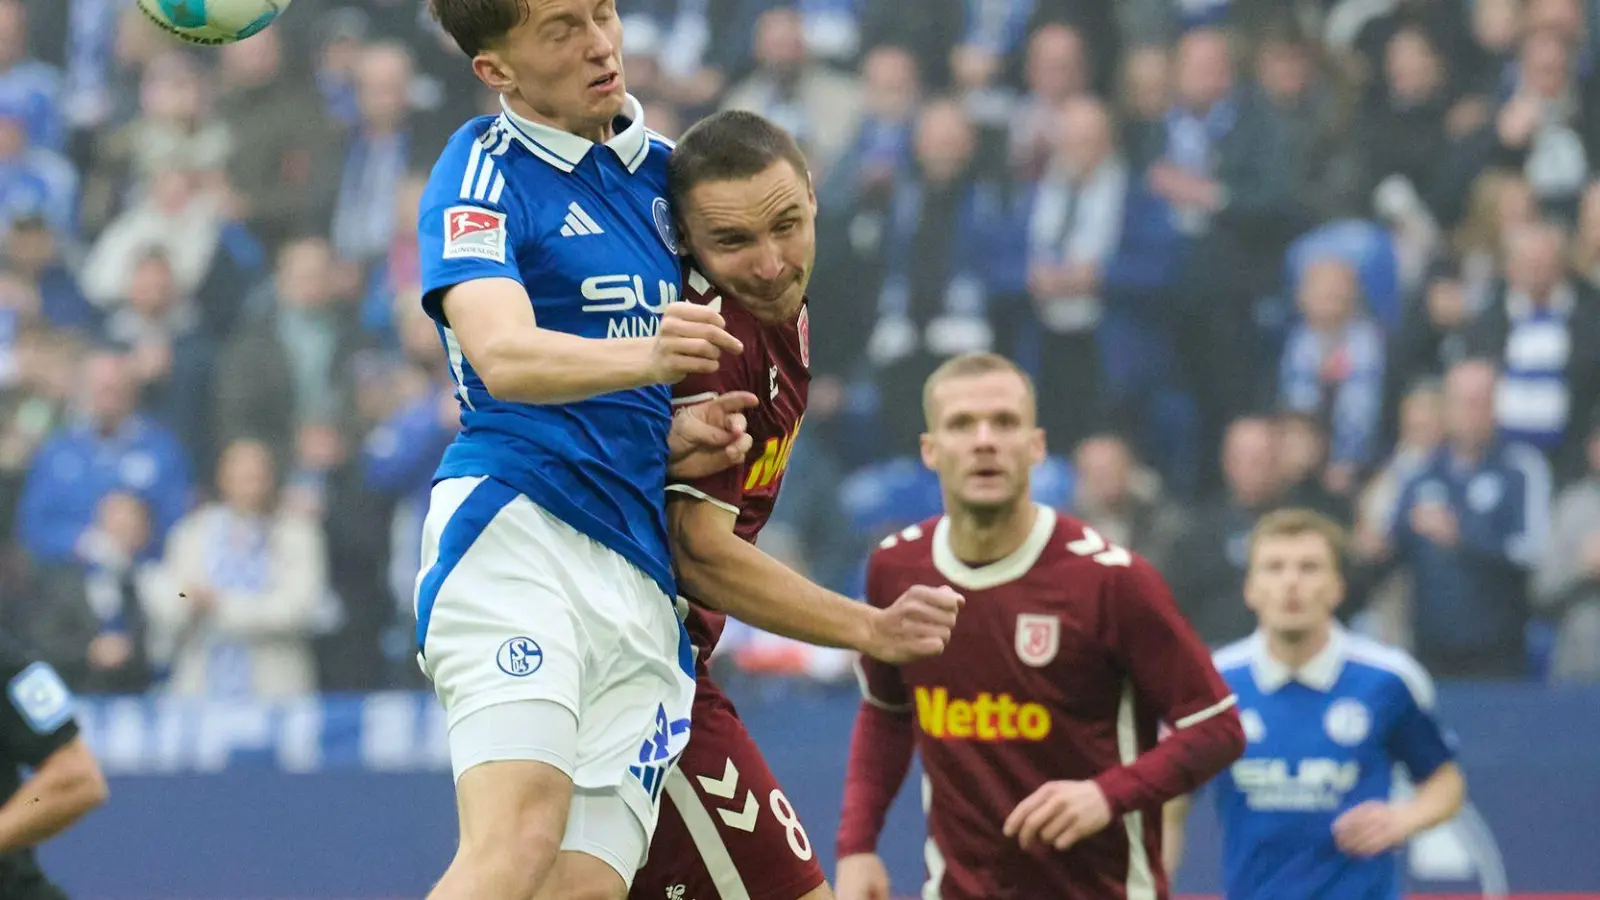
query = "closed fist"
xmin=648 ymin=302 xmax=744 ymax=384
xmin=865 ymin=584 xmax=963 ymax=664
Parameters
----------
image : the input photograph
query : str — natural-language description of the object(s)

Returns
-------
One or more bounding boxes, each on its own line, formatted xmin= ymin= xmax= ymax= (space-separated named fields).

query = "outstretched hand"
xmin=668 ymin=391 xmax=759 ymax=480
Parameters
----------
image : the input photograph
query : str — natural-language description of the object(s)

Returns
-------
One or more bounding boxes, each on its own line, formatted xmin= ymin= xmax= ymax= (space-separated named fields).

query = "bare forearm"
xmin=1396 ymin=764 xmax=1466 ymax=837
xmin=0 ymin=760 xmax=107 ymax=850
xmin=677 ymin=529 xmax=874 ymax=652
xmin=477 ymin=329 xmax=656 ymax=404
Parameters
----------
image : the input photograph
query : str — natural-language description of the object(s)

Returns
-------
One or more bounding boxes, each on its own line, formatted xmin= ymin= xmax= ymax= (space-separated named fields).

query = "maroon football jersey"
xmin=668 ymin=266 xmax=810 ymax=666
xmin=858 ymin=506 xmax=1236 ymax=900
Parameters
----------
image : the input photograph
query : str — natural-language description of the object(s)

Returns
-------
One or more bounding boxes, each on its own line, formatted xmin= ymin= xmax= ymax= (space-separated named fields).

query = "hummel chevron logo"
xmin=1066 ymin=527 xmax=1132 ymax=567
xmin=560 ymin=202 xmax=604 ymax=237
xmin=697 ymin=758 xmax=740 ymax=799
xmin=716 ymin=791 xmax=759 ymax=832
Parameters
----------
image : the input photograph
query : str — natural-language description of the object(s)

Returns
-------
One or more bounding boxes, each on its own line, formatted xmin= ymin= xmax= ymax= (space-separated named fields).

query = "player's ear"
xmin=471 ymin=51 xmax=517 ymax=96
xmin=1028 ymin=425 xmax=1046 ymax=466
xmin=804 ymin=169 xmax=818 ymax=214
xmin=919 ymin=431 xmax=938 ymax=470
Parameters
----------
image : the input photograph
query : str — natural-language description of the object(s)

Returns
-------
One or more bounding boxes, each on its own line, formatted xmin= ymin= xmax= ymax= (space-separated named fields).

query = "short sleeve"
xmin=666 ymin=267 xmax=751 ymax=511
xmin=854 ymin=553 xmax=911 ymax=710
xmin=1386 ymin=671 xmax=1455 ymax=782
xmin=0 ymin=658 xmax=80 ymax=767
xmin=418 ymin=132 xmax=525 ymax=325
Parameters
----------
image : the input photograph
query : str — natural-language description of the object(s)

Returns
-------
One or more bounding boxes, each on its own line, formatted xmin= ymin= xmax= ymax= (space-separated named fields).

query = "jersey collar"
xmin=499 ymin=93 xmax=651 ymax=175
xmin=931 ymin=504 xmax=1055 ymax=591
xmin=1250 ymin=623 xmax=1347 ymax=694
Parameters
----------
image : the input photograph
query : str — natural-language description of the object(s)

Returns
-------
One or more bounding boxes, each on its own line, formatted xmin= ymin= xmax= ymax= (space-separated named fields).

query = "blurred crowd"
xmin=2 ymin=0 xmax=1600 ymax=699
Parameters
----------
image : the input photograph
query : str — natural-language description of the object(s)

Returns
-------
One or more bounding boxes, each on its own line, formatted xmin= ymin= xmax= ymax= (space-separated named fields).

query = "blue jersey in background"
xmin=416 ymin=95 xmax=683 ymax=599
xmin=1209 ymin=626 xmax=1456 ymax=900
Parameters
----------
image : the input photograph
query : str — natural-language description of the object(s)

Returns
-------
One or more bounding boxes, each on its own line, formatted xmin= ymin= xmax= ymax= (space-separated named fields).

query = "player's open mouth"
xmin=590 ymin=72 xmax=620 ymax=92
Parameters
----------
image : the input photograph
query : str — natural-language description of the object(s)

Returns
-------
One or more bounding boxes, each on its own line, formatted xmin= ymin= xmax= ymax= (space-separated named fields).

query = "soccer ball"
xmin=135 ymin=0 xmax=292 ymax=45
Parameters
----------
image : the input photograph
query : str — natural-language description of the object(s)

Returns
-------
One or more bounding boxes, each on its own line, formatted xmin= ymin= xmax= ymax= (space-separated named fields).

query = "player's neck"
xmin=504 ymin=96 xmax=615 ymax=144
xmin=1264 ymin=623 xmax=1332 ymax=671
xmin=945 ymin=501 xmax=1038 ymax=567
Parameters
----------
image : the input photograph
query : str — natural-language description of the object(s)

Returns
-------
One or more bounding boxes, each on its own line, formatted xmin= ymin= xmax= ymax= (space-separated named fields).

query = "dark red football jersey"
xmin=857 ymin=507 xmax=1239 ymax=900
xmin=668 ymin=266 xmax=810 ymax=666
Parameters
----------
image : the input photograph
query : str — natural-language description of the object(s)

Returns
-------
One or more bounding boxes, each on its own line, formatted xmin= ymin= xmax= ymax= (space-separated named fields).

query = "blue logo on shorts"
xmin=496 ymin=637 xmax=543 ymax=676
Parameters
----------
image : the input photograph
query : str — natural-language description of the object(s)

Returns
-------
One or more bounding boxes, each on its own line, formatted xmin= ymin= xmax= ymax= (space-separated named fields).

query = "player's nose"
xmin=752 ymin=245 xmax=787 ymax=283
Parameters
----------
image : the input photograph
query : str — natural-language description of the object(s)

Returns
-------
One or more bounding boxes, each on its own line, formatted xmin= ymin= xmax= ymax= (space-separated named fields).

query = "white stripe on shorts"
xmin=663 ymin=768 xmax=753 ymax=900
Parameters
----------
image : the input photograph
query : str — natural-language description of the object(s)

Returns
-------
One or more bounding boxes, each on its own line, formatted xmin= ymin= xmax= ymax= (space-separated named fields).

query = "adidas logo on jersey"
xmin=561 ymin=202 xmax=604 ymax=237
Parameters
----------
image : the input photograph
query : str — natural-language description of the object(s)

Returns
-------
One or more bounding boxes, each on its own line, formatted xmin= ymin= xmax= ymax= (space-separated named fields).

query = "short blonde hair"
xmin=1247 ymin=508 xmax=1347 ymax=569
xmin=921 ymin=353 xmax=1037 ymax=428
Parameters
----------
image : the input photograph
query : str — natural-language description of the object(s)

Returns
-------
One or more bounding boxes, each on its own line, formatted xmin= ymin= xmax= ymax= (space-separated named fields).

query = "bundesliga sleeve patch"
xmin=443 ymin=206 xmax=508 ymax=263
xmin=8 ymin=661 xmax=74 ymax=735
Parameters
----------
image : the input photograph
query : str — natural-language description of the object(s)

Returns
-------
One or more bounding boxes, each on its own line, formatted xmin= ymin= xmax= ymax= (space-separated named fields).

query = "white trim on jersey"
xmin=852 ymin=657 xmax=912 ymax=713
xmin=664 ymin=483 xmax=740 ymax=517
xmin=459 ymin=139 xmax=484 ymax=199
xmin=921 ymin=774 xmax=946 ymax=900
xmin=672 ymin=391 xmax=718 ymax=408
xmin=1173 ymin=693 xmax=1238 ymax=729
xmin=441 ymin=326 xmax=475 ymax=410
xmin=663 ymin=769 xmax=754 ymax=900
xmin=1116 ymin=680 xmax=1158 ymax=900
xmin=931 ymin=504 xmax=1056 ymax=590
xmin=648 ymin=128 xmax=677 ymax=150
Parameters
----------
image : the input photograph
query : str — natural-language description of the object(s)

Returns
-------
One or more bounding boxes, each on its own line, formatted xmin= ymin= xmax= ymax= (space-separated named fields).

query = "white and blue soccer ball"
xmin=135 ymin=0 xmax=292 ymax=45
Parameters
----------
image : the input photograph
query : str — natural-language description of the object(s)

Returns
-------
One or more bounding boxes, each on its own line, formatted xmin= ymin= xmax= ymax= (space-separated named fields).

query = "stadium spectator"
xmin=720 ymin=6 xmax=862 ymax=181
xmin=1534 ymin=418 xmax=1600 ymax=682
xmin=1388 ymin=258 xmax=1475 ymax=430
xmin=855 ymin=98 xmax=998 ymax=451
xmin=330 ymin=42 xmax=422 ymax=287
xmin=1008 ymin=94 xmax=1126 ymax=451
xmin=102 ymin=249 xmax=215 ymax=466
xmin=14 ymin=349 xmax=190 ymax=567
xmin=0 ymin=101 xmax=76 ymax=241
xmin=215 ymin=236 xmax=357 ymax=470
xmin=78 ymin=166 xmax=225 ymax=310
xmin=1489 ymin=29 xmax=1591 ymax=217
xmin=1279 ymin=257 xmax=1387 ymax=488
xmin=79 ymin=51 xmax=230 ymax=234
xmin=0 ymin=0 xmax=62 ymax=152
xmin=16 ymin=491 xmax=157 ymax=693
xmin=1145 ymin=27 xmax=1301 ymax=469
xmin=0 ymin=328 xmax=77 ymax=544
xmin=216 ymin=27 xmax=342 ymax=253
xmin=1069 ymin=433 xmax=1186 ymax=572
xmin=1169 ymin=416 xmax=1286 ymax=647
xmin=1392 ymin=359 xmax=1551 ymax=678
xmin=1 ymin=210 xmax=94 ymax=333
xmin=1467 ymin=219 xmax=1600 ymax=484
xmin=1007 ymin=23 xmax=1091 ymax=182
xmin=148 ymin=438 xmax=325 ymax=698
xmin=1274 ymin=412 xmax=1355 ymax=524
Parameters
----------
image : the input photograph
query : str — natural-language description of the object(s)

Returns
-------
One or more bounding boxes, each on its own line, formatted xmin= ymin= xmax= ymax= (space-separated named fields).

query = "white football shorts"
xmin=414 ymin=475 xmax=696 ymax=881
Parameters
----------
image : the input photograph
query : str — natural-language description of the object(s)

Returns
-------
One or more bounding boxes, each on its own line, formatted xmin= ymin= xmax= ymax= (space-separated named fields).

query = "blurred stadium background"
xmin=0 ymin=0 xmax=1597 ymax=896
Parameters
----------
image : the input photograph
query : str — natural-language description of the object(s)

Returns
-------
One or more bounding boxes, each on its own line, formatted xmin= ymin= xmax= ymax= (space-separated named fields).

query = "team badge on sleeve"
xmin=443 ymin=206 xmax=507 ymax=263
xmin=1015 ymin=614 xmax=1060 ymax=667
xmin=8 ymin=661 xmax=74 ymax=735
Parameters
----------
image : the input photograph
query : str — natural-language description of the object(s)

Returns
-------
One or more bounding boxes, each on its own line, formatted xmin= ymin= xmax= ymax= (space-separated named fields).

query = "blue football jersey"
xmin=417 ymin=95 xmax=684 ymax=598
xmin=1209 ymin=627 xmax=1456 ymax=900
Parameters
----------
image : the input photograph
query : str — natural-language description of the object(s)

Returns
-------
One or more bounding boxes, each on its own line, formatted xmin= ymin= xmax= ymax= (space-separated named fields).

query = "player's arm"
xmin=667 ymin=496 xmax=958 ymax=660
xmin=0 ymin=736 xmax=107 ymax=851
xmin=441 ymin=281 xmax=739 ymax=404
xmin=1333 ymin=663 xmax=1466 ymax=857
xmin=835 ymin=558 xmax=919 ymax=900
xmin=417 ymin=148 xmax=740 ymax=404
xmin=0 ymin=662 xmax=107 ymax=851
xmin=1006 ymin=565 xmax=1244 ymax=854
xmin=1093 ymin=562 xmax=1245 ymax=817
